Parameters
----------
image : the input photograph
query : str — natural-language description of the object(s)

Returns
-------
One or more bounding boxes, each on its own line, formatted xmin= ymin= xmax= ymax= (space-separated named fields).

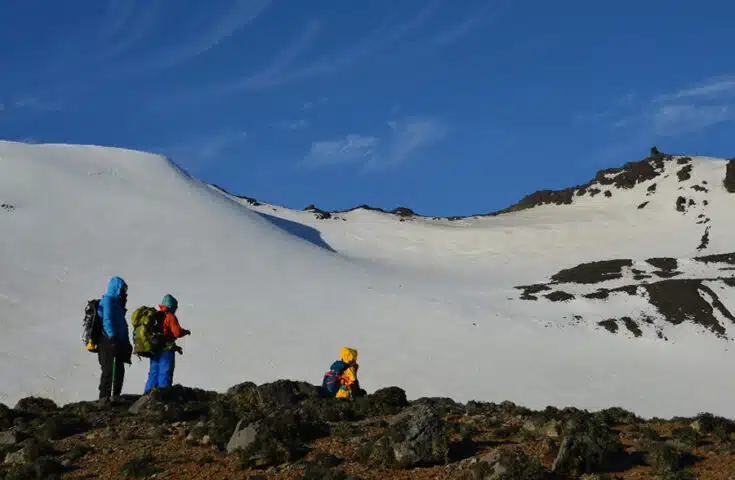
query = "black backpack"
xmin=82 ymin=299 xmax=102 ymax=352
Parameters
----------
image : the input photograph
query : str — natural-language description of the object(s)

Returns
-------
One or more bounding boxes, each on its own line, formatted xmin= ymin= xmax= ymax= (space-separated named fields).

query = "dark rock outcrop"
xmin=545 ymin=291 xmax=575 ymax=302
xmin=694 ymin=252 xmax=735 ymax=265
xmin=129 ymin=385 xmax=218 ymax=422
xmin=725 ymin=159 xmax=735 ymax=193
xmin=644 ymin=280 xmax=735 ymax=337
xmin=550 ymin=259 xmax=632 ymax=284
xmin=358 ymin=404 xmax=448 ymax=468
xmin=455 ymin=447 xmax=545 ymax=480
xmin=551 ymin=416 xmax=627 ymax=477
xmin=304 ymin=204 xmax=332 ymax=219
xmin=227 ymin=411 xmax=329 ymax=466
xmin=646 ymin=257 xmax=678 ymax=271
xmin=677 ymin=164 xmax=693 ymax=181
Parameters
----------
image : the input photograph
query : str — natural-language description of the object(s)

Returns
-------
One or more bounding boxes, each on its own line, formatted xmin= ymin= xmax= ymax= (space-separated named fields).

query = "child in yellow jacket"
xmin=335 ymin=347 xmax=359 ymax=399
xmin=322 ymin=347 xmax=363 ymax=399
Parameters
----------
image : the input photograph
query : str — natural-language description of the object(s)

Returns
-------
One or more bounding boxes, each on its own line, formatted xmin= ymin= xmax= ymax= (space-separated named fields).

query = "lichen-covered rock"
xmin=129 ymin=385 xmax=217 ymax=422
xmin=0 ymin=429 xmax=23 ymax=446
xmin=646 ymin=442 xmax=684 ymax=476
xmin=522 ymin=417 xmax=561 ymax=438
xmin=0 ymin=403 xmax=15 ymax=430
xmin=256 ymin=380 xmax=319 ymax=408
xmin=551 ymin=415 xmax=627 ymax=476
xmin=358 ymin=403 xmax=448 ymax=468
xmin=453 ymin=447 xmax=545 ymax=480
xmin=410 ymin=397 xmax=464 ymax=417
xmin=4 ymin=441 xmax=40 ymax=465
xmin=13 ymin=397 xmax=58 ymax=416
xmin=227 ymin=411 xmax=328 ymax=467
xmin=357 ymin=387 xmax=408 ymax=416
xmin=35 ymin=413 xmax=90 ymax=441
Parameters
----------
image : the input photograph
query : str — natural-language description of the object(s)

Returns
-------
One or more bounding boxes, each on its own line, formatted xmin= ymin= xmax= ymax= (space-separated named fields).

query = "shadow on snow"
xmin=255 ymin=211 xmax=337 ymax=253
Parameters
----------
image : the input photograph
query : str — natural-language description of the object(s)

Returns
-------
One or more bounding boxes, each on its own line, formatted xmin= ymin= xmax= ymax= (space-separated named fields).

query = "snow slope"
xmin=1 ymin=140 xmax=734 ymax=420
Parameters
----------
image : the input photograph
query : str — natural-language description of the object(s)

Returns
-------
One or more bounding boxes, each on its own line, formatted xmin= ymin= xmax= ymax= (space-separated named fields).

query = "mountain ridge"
xmin=211 ymin=147 xmax=735 ymax=222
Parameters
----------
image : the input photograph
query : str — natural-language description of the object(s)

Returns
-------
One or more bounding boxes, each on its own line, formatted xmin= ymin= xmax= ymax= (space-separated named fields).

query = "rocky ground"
xmin=1 ymin=380 xmax=735 ymax=479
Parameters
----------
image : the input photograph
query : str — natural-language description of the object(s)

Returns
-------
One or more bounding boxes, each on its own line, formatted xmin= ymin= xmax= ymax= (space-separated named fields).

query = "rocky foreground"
xmin=1 ymin=381 xmax=734 ymax=479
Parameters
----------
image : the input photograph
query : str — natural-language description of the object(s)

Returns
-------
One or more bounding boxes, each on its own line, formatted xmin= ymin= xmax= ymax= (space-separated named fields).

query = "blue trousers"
xmin=144 ymin=350 xmax=175 ymax=393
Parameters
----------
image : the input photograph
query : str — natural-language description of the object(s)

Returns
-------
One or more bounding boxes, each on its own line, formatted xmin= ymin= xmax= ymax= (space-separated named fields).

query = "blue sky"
xmin=1 ymin=0 xmax=734 ymax=216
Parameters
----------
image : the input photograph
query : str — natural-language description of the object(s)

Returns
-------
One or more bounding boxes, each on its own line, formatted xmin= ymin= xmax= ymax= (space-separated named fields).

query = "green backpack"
xmin=131 ymin=306 xmax=166 ymax=357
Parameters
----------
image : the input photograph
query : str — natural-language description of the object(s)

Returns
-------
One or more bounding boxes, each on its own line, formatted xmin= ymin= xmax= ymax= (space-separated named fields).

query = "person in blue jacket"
xmin=97 ymin=276 xmax=132 ymax=402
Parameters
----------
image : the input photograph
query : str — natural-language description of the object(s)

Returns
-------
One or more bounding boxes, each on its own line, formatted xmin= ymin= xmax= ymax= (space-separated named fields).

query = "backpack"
xmin=322 ymin=360 xmax=350 ymax=396
xmin=131 ymin=306 xmax=166 ymax=357
xmin=82 ymin=299 xmax=102 ymax=352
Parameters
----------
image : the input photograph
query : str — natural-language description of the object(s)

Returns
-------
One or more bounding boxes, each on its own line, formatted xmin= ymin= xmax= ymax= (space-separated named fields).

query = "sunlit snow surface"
xmin=1 ymin=140 xmax=733 ymax=419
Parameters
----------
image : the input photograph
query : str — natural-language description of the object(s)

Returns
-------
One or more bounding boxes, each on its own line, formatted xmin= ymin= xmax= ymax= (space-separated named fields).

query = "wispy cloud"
xmin=652 ymin=104 xmax=733 ymax=137
xmin=305 ymin=134 xmax=379 ymax=167
xmin=297 ymin=0 xmax=443 ymax=79
xmin=182 ymin=0 xmax=443 ymax=102
xmin=579 ymin=74 xmax=735 ymax=138
xmin=368 ymin=117 xmax=448 ymax=169
xmin=96 ymin=1 xmax=164 ymax=62
xmin=214 ymin=19 xmax=322 ymax=94
xmin=653 ymin=76 xmax=735 ymax=103
xmin=303 ymin=117 xmax=447 ymax=171
xmin=433 ymin=0 xmax=509 ymax=45
xmin=118 ymin=0 xmax=274 ymax=74
xmin=3 ymin=96 xmax=63 ymax=114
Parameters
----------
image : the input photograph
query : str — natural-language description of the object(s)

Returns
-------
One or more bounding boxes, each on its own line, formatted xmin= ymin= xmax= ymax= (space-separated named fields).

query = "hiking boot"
xmin=97 ymin=397 xmax=110 ymax=407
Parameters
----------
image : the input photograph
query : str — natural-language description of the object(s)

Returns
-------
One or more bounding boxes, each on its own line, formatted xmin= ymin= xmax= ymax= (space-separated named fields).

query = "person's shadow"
xmin=255 ymin=211 xmax=337 ymax=253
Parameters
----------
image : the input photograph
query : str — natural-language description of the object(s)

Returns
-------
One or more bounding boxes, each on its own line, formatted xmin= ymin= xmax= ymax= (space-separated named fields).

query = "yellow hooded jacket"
xmin=335 ymin=347 xmax=358 ymax=399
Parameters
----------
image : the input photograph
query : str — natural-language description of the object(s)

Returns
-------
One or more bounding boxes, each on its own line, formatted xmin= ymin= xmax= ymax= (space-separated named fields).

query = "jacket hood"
xmin=105 ymin=276 xmax=126 ymax=298
xmin=340 ymin=347 xmax=358 ymax=364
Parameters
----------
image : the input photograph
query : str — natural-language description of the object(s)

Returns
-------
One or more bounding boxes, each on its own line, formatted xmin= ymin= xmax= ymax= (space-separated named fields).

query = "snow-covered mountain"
xmin=1 ymin=140 xmax=734 ymax=420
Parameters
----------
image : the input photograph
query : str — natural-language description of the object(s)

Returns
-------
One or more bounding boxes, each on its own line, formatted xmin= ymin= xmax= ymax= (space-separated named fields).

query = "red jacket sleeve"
xmin=163 ymin=312 xmax=185 ymax=338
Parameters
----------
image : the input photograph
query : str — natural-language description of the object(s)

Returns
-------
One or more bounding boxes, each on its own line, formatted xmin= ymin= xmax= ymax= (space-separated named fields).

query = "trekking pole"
xmin=111 ymin=358 xmax=116 ymax=398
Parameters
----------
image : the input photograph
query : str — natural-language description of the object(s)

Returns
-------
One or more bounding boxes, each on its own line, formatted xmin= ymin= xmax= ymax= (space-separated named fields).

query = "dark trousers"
xmin=98 ymin=336 xmax=125 ymax=399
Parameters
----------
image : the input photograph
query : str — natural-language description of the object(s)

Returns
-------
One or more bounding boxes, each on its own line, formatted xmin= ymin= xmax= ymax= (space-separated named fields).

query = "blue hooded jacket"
xmin=98 ymin=276 xmax=129 ymax=342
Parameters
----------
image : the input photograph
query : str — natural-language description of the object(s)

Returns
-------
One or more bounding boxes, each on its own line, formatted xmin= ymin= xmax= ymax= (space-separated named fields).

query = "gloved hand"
xmin=181 ymin=329 xmax=191 ymax=337
xmin=173 ymin=345 xmax=184 ymax=355
xmin=123 ymin=343 xmax=133 ymax=364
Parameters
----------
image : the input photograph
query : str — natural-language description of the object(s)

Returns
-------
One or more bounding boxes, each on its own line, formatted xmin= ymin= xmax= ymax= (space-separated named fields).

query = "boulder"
xmin=4 ymin=442 xmax=40 ymax=465
xmin=453 ymin=447 xmax=545 ymax=480
xmin=5 ymin=456 xmax=64 ymax=480
xmin=35 ymin=413 xmax=90 ymax=441
xmin=13 ymin=397 xmax=58 ymax=415
xmin=390 ymin=404 xmax=448 ymax=467
xmin=359 ymin=403 xmax=448 ymax=468
xmin=227 ymin=411 xmax=328 ymax=467
xmin=0 ymin=429 xmax=23 ymax=446
xmin=128 ymin=385 xmax=217 ymax=422
xmin=551 ymin=416 xmax=627 ymax=477
xmin=227 ymin=419 xmax=259 ymax=454
xmin=224 ymin=380 xmax=318 ymax=414
xmin=411 ymin=397 xmax=464 ymax=417
xmin=522 ymin=417 xmax=561 ymax=438
xmin=256 ymin=380 xmax=319 ymax=407
xmin=354 ymin=387 xmax=408 ymax=417
xmin=0 ymin=403 xmax=14 ymax=430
